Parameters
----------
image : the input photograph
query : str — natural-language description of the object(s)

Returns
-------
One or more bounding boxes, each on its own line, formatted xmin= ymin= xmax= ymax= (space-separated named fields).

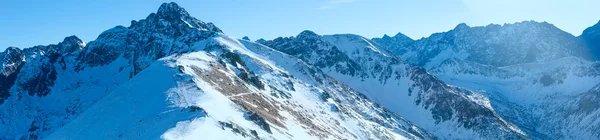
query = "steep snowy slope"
xmin=48 ymin=36 xmax=436 ymax=139
xmin=1 ymin=2 xmax=435 ymax=140
xmin=375 ymin=21 xmax=600 ymax=139
xmin=429 ymin=57 xmax=600 ymax=139
xmin=262 ymin=32 xmax=528 ymax=139
xmin=548 ymin=83 xmax=600 ymax=139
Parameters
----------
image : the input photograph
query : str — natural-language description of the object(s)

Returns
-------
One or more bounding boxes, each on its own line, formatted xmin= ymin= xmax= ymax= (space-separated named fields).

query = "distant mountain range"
xmin=373 ymin=20 xmax=600 ymax=139
xmin=1 ymin=2 xmax=599 ymax=140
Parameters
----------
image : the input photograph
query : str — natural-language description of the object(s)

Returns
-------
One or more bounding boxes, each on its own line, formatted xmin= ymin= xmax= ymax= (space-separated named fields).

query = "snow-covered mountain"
xmin=261 ymin=32 xmax=527 ymax=139
xmin=374 ymin=21 xmax=591 ymax=69
xmin=371 ymin=32 xmax=414 ymax=56
xmin=1 ymin=2 xmax=438 ymax=140
xmin=374 ymin=21 xmax=600 ymax=139
xmin=4 ymin=2 xmax=598 ymax=140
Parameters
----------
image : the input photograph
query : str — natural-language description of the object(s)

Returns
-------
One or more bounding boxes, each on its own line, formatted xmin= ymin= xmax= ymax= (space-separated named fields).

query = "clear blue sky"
xmin=1 ymin=0 xmax=599 ymax=50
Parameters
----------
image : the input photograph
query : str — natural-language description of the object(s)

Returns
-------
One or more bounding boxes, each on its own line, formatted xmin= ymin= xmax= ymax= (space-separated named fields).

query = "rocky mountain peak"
xmin=1 ymin=47 xmax=24 ymax=65
xmin=376 ymin=32 xmax=413 ymax=43
xmin=130 ymin=2 xmax=222 ymax=34
xmin=56 ymin=35 xmax=85 ymax=54
xmin=372 ymin=32 xmax=414 ymax=55
xmin=581 ymin=20 xmax=600 ymax=60
xmin=242 ymin=36 xmax=250 ymax=41
xmin=3 ymin=47 xmax=22 ymax=55
xmin=61 ymin=35 xmax=83 ymax=45
xmin=296 ymin=30 xmax=320 ymax=39
xmin=581 ymin=20 xmax=600 ymax=40
xmin=392 ymin=32 xmax=413 ymax=40
xmin=454 ymin=23 xmax=470 ymax=30
xmin=157 ymin=2 xmax=191 ymax=20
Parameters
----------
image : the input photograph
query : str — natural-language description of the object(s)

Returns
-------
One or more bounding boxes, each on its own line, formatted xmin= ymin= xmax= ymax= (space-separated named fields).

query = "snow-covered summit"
xmin=376 ymin=20 xmax=600 ymax=139
xmin=1 ymin=2 xmax=437 ymax=140
xmin=263 ymin=31 xmax=528 ymax=139
xmin=378 ymin=20 xmax=590 ymax=67
xmin=297 ymin=30 xmax=320 ymax=39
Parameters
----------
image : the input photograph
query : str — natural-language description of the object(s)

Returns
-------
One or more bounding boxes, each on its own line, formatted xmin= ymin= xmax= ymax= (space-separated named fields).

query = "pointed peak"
xmin=256 ymin=38 xmax=267 ymax=44
xmin=56 ymin=35 xmax=85 ymax=53
xmin=382 ymin=34 xmax=392 ymax=40
xmin=4 ymin=46 xmax=21 ymax=53
xmin=392 ymin=32 xmax=413 ymax=40
xmin=62 ymin=35 xmax=83 ymax=44
xmin=242 ymin=36 xmax=251 ymax=41
xmin=157 ymin=2 xmax=191 ymax=19
xmin=454 ymin=23 xmax=470 ymax=30
xmin=132 ymin=2 xmax=223 ymax=33
xmin=297 ymin=30 xmax=320 ymax=39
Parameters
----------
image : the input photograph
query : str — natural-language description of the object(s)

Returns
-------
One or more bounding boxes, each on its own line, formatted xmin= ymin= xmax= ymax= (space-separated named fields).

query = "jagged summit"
xmin=129 ymin=2 xmax=222 ymax=34
xmin=62 ymin=35 xmax=82 ymax=43
xmin=256 ymin=38 xmax=267 ymax=44
xmin=372 ymin=32 xmax=414 ymax=55
xmin=242 ymin=36 xmax=250 ymax=40
xmin=390 ymin=32 xmax=413 ymax=41
xmin=452 ymin=21 xmax=562 ymax=33
xmin=157 ymin=2 xmax=192 ymax=21
xmin=454 ymin=23 xmax=470 ymax=30
xmin=382 ymin=34 xmax=392 ymax=39
xmin=3 ymin=46 xmax=21 ymax=53
xmin=60 ymin=35 xmax=84 ymax=47
xmin=376 ymin=20 xmax=585 ymax=67
xmin=56 ymin=35 xmax=85 ymax=54
xmin=296 ymin=30 xmax=320 ymax=39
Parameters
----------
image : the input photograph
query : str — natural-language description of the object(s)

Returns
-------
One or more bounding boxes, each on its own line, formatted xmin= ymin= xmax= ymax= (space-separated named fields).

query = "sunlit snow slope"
xmin=1 ymin=2 xmax=434 ymax=140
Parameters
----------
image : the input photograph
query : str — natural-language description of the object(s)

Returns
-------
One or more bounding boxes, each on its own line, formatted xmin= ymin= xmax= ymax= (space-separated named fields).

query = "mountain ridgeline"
xmin=1 ymin=2 xmax=599 ymax=140
xmin=373 ymin=21 xmax=600 ymax=139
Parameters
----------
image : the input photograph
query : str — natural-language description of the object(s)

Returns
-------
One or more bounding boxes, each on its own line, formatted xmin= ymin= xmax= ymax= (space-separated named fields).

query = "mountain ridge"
xmin=373 ymin=19 xmax=600 ymax=139
xmin=262 ymin=31 xmax=528 ymax=139
xmin=2 ymin=2 xmax=599 ymax=139
xmin=1 ymin=2 xmax=435 ymax=140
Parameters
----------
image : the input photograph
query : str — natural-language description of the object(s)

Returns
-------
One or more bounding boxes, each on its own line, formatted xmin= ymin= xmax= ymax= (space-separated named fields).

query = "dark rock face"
xmin=244 ymin=111 xmax=271 ymax=133
xmin=20 ymin=62 xmax=57 ymax=97
xmin=1 ymin=3 xmax=226 ymax=139
xmin=76 ymin=2 xmax=221 ymax=77
xmin=406 ymin=65 xmax=526 ymax=139
xmin=1 ymin=36 xmax=84 ymax=103
xmin=0 ymin=47 xmax=25 ymax=104
xmin=155 ymin=2 xmax=222 ymax=33
xmin=76 ymin=26 xmax=128 ymax=70
xmin=241 ymin=36 xmax=250 ymax=41
xmin=16 ymin=35 xmax=86 ymax=97
xmin=261 ymin=30 xmax=363 ymax=77
xmin=580 ymin=20 xmax=600 ymax=60
xmin=372 ymin=32 xmax=414 ymax=55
